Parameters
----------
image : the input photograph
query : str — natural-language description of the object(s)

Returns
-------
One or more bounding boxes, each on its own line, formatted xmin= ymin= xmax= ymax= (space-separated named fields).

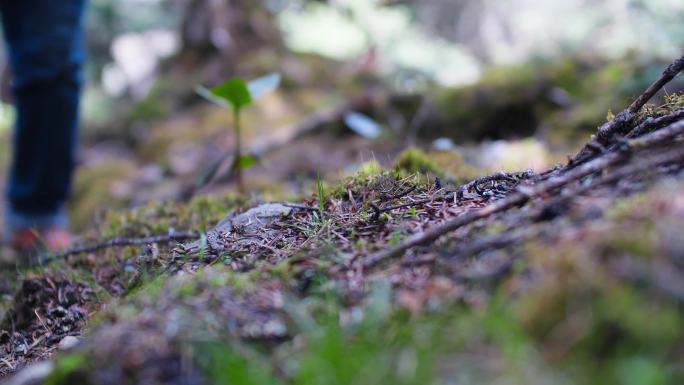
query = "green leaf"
xmin=210 ymin=79 xmax=253 ymax=110
xmin=247 ymin=73 xmax=281 ymax=100
xmin=196 ymin=85 xmax=229 ymax=108
xmin=316 ymin=169 xmax=325 ymax=221
xmin=235 ymin=154 xmax=258 ymax=170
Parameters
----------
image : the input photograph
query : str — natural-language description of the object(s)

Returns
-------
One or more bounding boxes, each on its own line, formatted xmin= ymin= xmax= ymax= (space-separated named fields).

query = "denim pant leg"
xmin=0 ymin=0 xmax=87 ymax=231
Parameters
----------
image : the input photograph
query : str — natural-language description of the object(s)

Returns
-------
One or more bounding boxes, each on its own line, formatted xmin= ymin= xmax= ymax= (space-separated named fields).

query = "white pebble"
xmin=57 ymin=335 xmax=80 ymax=351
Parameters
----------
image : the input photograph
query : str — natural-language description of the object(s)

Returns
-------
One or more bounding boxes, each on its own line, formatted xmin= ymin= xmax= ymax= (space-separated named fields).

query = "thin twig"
xmin=435 ymin=144 xmax=684 ymax=276
xmin=626 ymin=108 xmax=684 ymax=138
xmin=34 ymin=309 xmax=50 ymax=334
xmin=628 ymin=56 xmax=684 ymax=114
xmin=570 ymin=54 xmax=684 ymax=165
xmin=363 ymin=120 xmax=684 ymax=270
xmin=457 ymin=171 xmax=531 ymax=199
xmin=35 ymin=231 xmax=198 ymax=265
xmin=377 ymin=194 xmax=453 ymax=215
xmin=388 ymin=185 xmax=417 ymax=200
xmin=369 ymin=189 xmax=454 ymax=221
xmin=282 ymin=203 xmax=320 ymax=212
xmin=0 ymin=357 xmax=14 ymax=370
xmin=464 ymin=172 xmax=519 ymax=192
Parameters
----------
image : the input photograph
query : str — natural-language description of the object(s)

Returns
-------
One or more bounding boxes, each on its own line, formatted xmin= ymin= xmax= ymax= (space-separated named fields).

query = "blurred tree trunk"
xmin=178 ymin=0 xmax=282 ymax=72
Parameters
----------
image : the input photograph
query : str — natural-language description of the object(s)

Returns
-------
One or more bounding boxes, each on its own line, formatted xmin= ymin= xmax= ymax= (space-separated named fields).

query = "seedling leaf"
xmin=344 ymin=111 xmax=382 ymax=139
xmin=235 ymin=154 xmax=258 ymax=170
xmin=316 ymin=169 xmax=325 ymax=221
xmin=247 ymin=73 xmax=282 ymax=100
xmin=196 ymin=85 xmax=229 ymax=108
xmin=210 ymin=79 xmax=253 ymax=110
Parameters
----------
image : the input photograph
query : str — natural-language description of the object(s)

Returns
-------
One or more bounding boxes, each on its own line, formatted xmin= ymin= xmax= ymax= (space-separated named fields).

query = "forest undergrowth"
xmin=1 ymin=56 xmax=684 ymax=385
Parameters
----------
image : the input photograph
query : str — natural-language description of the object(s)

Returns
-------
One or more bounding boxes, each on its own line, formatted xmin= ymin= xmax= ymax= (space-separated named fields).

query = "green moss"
xmin=615 ymin=356 xmax=673 ymax=385
xmin=513 ymin=192 xmax=684 ymax=384
xmin=605 ymin=229 xmax=656 ymax=258
xmin=602 ymin=184 xmax=684 ymax=259
xmin=330 ymin=160 xmax=386 ymax=199
xmin=101 ymin=193 xmax=245 ymax=239
xmin=127 ymin=273 xmax=167 ymax=301
xmin=264 ymin=260 xmax=292 ymax=281
xmin=663 ymin=93 xmax=684 ymax=110
xmin=195 ymin=340 xmax=281 ymax=385
xmin=203 ymin=266 xmax=257 ymax=293
xmin=636 ymin=92 xmax=684 ymax=125
xmin=356 ymin=160 xmax=383 ymax=180
xmin=394 ymin=148 xmax=444 ymax=177
xmin=597 ymin=287 xmax=682 ymax=347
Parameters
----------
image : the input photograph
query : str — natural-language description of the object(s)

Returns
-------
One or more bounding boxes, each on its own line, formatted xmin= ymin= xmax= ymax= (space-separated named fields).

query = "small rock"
xmin=230 ymin=203 xmax=293 ymax=232
xmin=58 ymin=335 xmax=80 ymax=351
xmin=181 ymin=203 xmax=295 ymax=256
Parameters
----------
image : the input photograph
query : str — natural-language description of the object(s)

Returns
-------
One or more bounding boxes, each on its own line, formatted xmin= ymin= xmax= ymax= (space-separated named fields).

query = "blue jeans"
xmin=1 ymin=0 xmax=87 ymax=231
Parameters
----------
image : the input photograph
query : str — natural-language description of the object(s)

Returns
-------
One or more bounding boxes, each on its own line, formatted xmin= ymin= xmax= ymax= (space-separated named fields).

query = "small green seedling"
xmin=316 ymin=169 xmax=326 ymax=223
xmin=197 ymin=73 xmax=281 ymax=191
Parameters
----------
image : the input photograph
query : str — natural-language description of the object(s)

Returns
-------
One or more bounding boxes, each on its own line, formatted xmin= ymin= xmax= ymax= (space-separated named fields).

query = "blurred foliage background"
xmin=80 ymin=0 xmax=684 ymax=122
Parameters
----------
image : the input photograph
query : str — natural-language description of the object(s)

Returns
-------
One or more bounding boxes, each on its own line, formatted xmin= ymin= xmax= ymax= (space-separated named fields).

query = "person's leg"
xmin=0 ymin=0 xmax=87 ymax=246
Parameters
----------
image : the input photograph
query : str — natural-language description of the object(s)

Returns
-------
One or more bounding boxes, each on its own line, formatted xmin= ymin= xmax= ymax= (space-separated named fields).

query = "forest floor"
xmin=1 ymin=57 xmax=684 ymax=385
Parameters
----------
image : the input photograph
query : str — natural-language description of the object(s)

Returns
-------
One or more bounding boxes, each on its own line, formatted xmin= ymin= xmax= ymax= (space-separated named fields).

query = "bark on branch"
xmin=570 ymin=54 xmax=684 ymax=165
xmin=363 ymin=119 xmax=684 ymax=270
xmin=33 ymin=231 xmax=198 ymax=265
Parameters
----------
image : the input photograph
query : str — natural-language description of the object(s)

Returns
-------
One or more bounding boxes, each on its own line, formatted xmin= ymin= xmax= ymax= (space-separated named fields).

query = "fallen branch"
xmin=570 ymin=54 xmax=684 ymax=165
xmin=434 ymin=144 xmax=684 ymax=276
xmin=362 ymin=120 xmax=684 ymax=270
xmin=457 ymin=171 xmax=531 ymax=200
xmin=371 ymin=171 xmax=541 ymax=224
xmin=627 ymin=108 xmax=684 ymax=138
xmin=34 ymin=231 xmax=198 ymax=265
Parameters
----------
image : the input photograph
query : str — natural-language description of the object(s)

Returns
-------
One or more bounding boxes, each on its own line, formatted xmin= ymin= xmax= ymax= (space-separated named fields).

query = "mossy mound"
xmin=394 ymin=147 xmax=445 ymax=177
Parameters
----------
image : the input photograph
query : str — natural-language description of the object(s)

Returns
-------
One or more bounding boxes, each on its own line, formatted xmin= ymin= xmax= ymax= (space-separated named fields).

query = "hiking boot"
xmin=10 ymin=226 xmax=73 ymax=255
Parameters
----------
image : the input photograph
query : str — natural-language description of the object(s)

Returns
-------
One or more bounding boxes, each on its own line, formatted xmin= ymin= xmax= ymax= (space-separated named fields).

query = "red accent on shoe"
xmin=10 ymin=227 xmax=73 ymax=254
xmin=10 ymin=228 xmax=41 ymax=253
